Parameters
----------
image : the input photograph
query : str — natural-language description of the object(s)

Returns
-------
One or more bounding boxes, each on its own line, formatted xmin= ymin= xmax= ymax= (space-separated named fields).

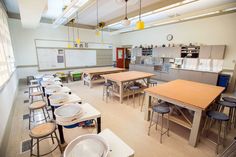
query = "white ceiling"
xmin=3 ymin=0 xmax=236 ymax=28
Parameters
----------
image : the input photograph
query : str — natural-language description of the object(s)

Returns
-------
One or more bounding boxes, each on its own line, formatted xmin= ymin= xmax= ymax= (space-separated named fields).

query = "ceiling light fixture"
xmin=121 ymin=0 xmax=131 ymax=26
xmin=136 ymin=0 xmax=144 ymax=30
xmin=95 ymin=0 xmax=101 ymax=36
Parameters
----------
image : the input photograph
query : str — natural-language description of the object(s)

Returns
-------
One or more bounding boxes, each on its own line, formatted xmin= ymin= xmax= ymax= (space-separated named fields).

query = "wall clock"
xmin=167 ymin=34 xmax=173 ymax=41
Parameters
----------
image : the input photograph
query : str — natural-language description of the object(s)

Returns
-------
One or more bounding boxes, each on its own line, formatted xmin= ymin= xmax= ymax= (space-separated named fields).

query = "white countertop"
xmin=170 ymin=67 xmax=222 ymax=73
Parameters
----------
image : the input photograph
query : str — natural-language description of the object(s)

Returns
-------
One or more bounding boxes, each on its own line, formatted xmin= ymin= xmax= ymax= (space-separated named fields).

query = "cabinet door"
xmin=211 ymin=45 xmax=225 ymax=59
xmin=178 ymin=70 xmax=190 ymax=80
xmin=201 ymin=72 xmax=218 ymax=85
xmin=168 ymin=69 xmax=178 ymax=81
xmin=199 ymin=46 xmax=211 ymax=59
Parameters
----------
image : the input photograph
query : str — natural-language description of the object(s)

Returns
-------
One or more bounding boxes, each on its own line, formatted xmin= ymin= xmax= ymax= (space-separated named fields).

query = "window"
xmin=0 ymin=4 xmax=15 ymax=87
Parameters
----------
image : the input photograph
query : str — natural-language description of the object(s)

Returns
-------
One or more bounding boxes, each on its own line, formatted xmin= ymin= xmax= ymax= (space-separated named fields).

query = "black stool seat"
xmin=207 ymin=111 xmax=229 ymax=121
xmin=129 ymin=86 xmax=140 ymax=90
xmin=219 ymin=101 xmax=236 ymax=108
xmin=222 ymin=97 xmax=236 ymax=103
xmin=149 ymin=80 xmax=157 ymax=84
xmin=153 ymin=105 xmax=170 ymax=114
xmin=104 ymin=82 xmax=112 ymax=86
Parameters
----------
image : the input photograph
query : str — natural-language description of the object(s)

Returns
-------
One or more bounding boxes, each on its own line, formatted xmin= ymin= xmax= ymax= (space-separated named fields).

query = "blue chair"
xmin=148 ymin=102 xmax=170 ymax=143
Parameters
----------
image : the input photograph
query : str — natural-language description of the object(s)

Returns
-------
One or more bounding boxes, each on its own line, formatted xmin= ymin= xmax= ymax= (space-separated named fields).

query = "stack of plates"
xmin=49 ymin=93 xmax=68 ymax=104
xmin=55 ymin=104 xmax=83 ymax=122
xmin=64 ymin=134 xmax=109 ymax=157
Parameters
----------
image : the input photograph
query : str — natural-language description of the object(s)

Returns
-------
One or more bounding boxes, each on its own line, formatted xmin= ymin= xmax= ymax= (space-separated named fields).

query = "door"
xmin=116 ymin=48 xmax=125 ymax=68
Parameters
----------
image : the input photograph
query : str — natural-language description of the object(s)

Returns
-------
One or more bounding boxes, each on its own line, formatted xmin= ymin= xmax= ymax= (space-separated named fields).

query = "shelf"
xmin=164 ymin=114 xmax=192 ymax=130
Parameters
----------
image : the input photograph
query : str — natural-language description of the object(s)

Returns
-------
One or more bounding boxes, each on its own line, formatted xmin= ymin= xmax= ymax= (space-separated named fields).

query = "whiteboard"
xmin=65 ymin=49 xmax=96 ymax=68
xmin=37 ymin=48 xmax=65 ymax=70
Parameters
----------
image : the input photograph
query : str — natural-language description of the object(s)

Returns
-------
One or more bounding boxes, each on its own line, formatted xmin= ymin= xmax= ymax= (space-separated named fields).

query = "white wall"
xmin=119 ymin=13 xmax=236 ymax=70
xmin=0 ymin=71 xmax=18 ymax=154
xmin=8 ymin=18 xmax=119 ymax=78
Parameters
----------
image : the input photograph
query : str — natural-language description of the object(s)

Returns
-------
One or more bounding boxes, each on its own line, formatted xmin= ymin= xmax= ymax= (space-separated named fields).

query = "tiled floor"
xmin=5 ymin=81 xmax=236 ymax=157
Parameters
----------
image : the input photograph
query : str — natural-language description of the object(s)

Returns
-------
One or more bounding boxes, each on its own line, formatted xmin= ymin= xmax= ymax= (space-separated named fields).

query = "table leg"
xmin=52 ymin=106 xmax=56 ymax=120
xmin=144 ymin=95 xmax=152 ymax=121
xmin=57 ymin=125 xmax=65 ymax=145
xmin=97 ymin=117 xmax=101 ymax=134
xmin=42 ymin=87 xmax=45 ymax=96
xmin=147 ymin=78 xmax=150 ymax=87
xmin=46 ymin=94 xmax=50 ymax=106
xmin=119 ymin=83 xmax=124 ymax=104
xmin=189 ymin=109 xmax=202 ymax=147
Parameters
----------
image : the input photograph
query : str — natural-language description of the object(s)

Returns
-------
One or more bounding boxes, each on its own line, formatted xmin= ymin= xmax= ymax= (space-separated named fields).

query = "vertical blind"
xmin=0 ymin=4 xmax=15 ymax=87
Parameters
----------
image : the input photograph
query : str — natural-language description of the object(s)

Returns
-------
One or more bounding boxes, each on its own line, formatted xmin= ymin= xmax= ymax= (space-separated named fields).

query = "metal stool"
xmin=128 ymin=86 xmax=141 ymax=107
xmin=29 ymin=122 xmax=62 ymax=157
xmin=202 ymin=111 xmax=229 ymax=154
xmin=27 ymin=76 xmax=34 ymax=85
xmin=148 ymin=102 xmax=170 ymax=143
xmin=29 ymin=84 xmax=41 ymax=97
xmin=149 ymin=80 xmax=157 ymax=87
xmin=30 ymin=91 xmax=44 ymax=103
xmin=28 ymin=101 xmax=50 ymax=129
xmin=102 ymin=82 xmax=113 ymax=102
xmin=222 ymin=96 xmax=236 ymax=104
xmin=218 ymin=101 xmax=236 ymax=130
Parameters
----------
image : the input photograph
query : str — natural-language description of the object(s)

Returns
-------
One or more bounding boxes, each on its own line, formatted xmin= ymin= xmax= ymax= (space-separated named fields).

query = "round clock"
xmin=167 ymin=34 xmax=173 ymax=41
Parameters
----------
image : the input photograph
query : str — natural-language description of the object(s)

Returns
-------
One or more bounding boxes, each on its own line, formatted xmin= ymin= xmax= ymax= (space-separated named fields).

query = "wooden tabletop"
xmin=144 ymin=79 xmax=224 ymax=110
xmin=81 ymin=67 xmax=125 ymax=74
xmin=102 ymin=71 xmax=155 ymax=83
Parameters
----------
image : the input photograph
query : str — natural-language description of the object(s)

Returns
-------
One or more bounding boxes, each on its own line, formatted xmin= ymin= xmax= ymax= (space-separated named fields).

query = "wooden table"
xmin=102 ymin=71 xmax=155 ymax=103
xmin=81 ymin=67 xmax=125 ymax=88
xmin=99 ymin=129 xmax=134 ymax=157
xmin=144 ymin=79 xmax=224 ymax=147
xmin=55 ymin=103 xmax=102 ymax=145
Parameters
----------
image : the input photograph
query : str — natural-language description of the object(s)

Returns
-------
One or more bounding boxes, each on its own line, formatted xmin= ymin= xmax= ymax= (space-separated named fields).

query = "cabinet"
xmin=132 ymin=48 xmax=142 ymax=57
xmin=211 ymin=45 xmax=225 ymax=59
xmin=199 ymin=45 xmax=225 ymax=59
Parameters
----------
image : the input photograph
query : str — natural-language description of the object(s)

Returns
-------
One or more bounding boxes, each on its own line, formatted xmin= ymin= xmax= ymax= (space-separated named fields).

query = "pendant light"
xmin=121 ymin=0 xmax=130 ymax=26
xmin=136 ymin=0 xmax=144 ymax=30
xmin=95 ymin=0 xmax=101 ymax=36
xmin=76 ymin=11 xmax=81 ymax=45
xmin=67 ymin=20 xmax=72 ymax=48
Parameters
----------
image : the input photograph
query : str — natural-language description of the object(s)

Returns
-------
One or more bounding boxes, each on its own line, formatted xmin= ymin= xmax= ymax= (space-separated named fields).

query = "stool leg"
xmin=45 ymin=107 xmax=50 ymax=119
xmin=51 ymin=134 xmax=55 ymax=144
xmin=155 ymin=113 xmax=159 ymax=130
xmin=223 ymin=121 xmax=227 ymax=147
xmin=133 ymin=91 xmax=135 ymax=107
xmin=148 ymin=110 xmax=154 ymax=136
xmin=54 ymin=131 xmax=63 ymax=153
xmin=29 ymin=110 xmax=32 ymax=129
xmin=106 ymin=86 xmax=108 ymax=103
xmin=228 ymin=108 xmax=233 ymax=130
xmin=37 ymin=138 xmax=40 ymax=157
xmin=202 ymin=117 xmax=209 ymax=136
xmin=42 ymin=108 xmax=47 ymax=122
xmin=160 ymin=114 xmax=164 ymax=144
xmin=138 ymin=92 xmax=141 ymax=106
xmin=30 ymin=138 xmax=33 ymax=156
xmin=233 ymin=108 xmax=236 ymax=128
xmin=216 ymin=121 xmax=222 ymax=154
xmin=167 ymin=113 xmax=170 ymax=136
xmin=32 ymin=110 xmax=35 ymax=122
xmin=102 ymin=86 xmax=105 ymax=100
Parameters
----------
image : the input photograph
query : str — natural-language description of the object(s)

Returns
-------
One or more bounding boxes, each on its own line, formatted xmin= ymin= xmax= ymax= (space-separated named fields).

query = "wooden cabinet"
xmin=199 ymin=46 xmax=211 ymax=59
xmin=211 ymin=45 xmax=225 ymax=59
xmin=199 ymin=45 xmax=225 ymax=59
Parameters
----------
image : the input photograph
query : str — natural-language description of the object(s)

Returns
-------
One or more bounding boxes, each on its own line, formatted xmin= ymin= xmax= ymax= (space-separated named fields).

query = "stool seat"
xmin=207 ymin=111 xmax=229 ymax=121
xmin=222 ymin=97 xmax=236 ymax=103
xmin=149 ymin=80 xmax=157 ymax=84
xmin=30 ymin=91 xmax=43 ymax=96
xmin=104 ymin=82 xmax=112 ymax=86
xmin=152 ymin=102 xmax=169 ymax=107
xmin=219 ymin=101 xmax=236 ymax=108
xmin=29 ymin=84 xmax=40 ymax=88
xmin=29 ymin=101 xmax=46 ymax=109
xmin=153 ymin=105 xmax=170 ymax=114
xmin=30 ymin=122 xmax=56 ymax=138
xmin=129 ymin=86 xmax=140 ymax=90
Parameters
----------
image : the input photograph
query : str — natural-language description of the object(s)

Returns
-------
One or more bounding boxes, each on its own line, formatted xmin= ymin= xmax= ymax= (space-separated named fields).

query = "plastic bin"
xmin=217 ymin=74 xmax=230 ymax=91
xmin=72 ymin=73 xmax=82 ymax=81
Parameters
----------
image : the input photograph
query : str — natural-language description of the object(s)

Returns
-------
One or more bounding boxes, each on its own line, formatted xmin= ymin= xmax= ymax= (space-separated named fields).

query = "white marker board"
xmin=37 ymin=48 xmax=65 ymax=70
xmin=65 ymin=49 xmax=97 ymax=68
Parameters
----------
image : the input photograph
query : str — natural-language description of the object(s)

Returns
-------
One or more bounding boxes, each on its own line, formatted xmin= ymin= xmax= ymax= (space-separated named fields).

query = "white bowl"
xmin=54 ymin=104 xmax=83 ymax=122
xmin=49 ymin=93 xmax=68 ymax=104
xmin=64 ymin=134 xmax=109 ymax=157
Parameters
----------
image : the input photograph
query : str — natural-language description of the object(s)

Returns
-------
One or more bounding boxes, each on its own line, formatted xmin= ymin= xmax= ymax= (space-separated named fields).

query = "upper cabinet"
xmin=199 ymin=45 xmax=225 ymax=59
xmin=211 ymin=45 xmax=226 ymax=59
xmin=153 ymin=47 xmax=181 ymax=58
xmin=132 ymin=48 xmax=142 ymax=57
